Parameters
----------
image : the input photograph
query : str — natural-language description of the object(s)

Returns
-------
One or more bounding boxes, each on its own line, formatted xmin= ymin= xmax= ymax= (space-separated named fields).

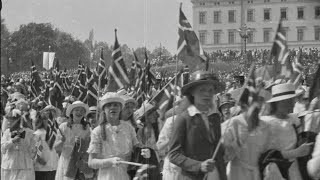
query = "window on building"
xmin=315 ymin=26 xmax=320 ymax=40
xmin=214 ymin=11 xmax=221 ymax=23
xmin=228 ymin=30 xmax=236 ymax=44
xmin=214 ymin=2 xmax=220 ymax=5
xmin=213 ymin=31 xmax=221 ymax=44
xmin=263 ymin=29 xmax=271 ymax=42
xmin=229 ymin=10 xmax=236 ymax=22
xmin=247 ymin=9 xmax=254 ymax=22
xmin=281 ymin=8 xmax=287 ymax=20
xmin=315 ymin=6 xmax=320 ymax=19
xmin=297 ymin=28 xmax=304 ymax=41
xmin=199 ymin=31 xmax=207 ymax=45
xmin=200 ymin=2 xmax=206 ymax=5
xmin=199 ymin=12 xmax=207 ymax=24
xmin=247 ymin=31 xmax=254 ymax=43
xmin=297 ymin=7 xmax=304 ymax=19
xmin=264 ymin=9 xmax=271 ymax=21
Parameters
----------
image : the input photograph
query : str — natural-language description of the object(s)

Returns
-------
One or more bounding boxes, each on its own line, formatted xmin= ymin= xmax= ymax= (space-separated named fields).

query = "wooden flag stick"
xmin=118 ymin=161 xmax=144 ymax=167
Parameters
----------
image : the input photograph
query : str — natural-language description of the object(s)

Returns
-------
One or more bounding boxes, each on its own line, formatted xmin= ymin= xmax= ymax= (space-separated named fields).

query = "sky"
xmin=2 ymin=0 xmax=193 ymax=54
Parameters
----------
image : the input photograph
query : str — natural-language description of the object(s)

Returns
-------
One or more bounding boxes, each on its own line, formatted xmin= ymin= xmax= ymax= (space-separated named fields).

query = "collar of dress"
xmin=187 ymin=105 xmax=215 ymax=117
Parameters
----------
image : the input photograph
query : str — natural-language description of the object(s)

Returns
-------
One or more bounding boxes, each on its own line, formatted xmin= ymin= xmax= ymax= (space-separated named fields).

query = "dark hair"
xmin=140 ymin=109 xmax=160 ymax=143
xmin=69 ymin=114 xmax=88 ymax=130
xmin=269 ymin=102 xmax=277 ymax=115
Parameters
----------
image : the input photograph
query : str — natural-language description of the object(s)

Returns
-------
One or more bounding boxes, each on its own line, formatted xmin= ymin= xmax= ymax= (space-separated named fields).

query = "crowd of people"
xmin=1 ymin=47 xmax=320 ymax=180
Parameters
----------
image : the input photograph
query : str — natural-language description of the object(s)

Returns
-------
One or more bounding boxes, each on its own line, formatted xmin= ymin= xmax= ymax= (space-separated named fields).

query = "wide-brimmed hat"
xmin=219 ymin=93 xmax=235 ymax=110
xmin=267 ymin=83 xmax=297 ymax=103
xmin=40 ymin=105 xmax=62 ymax=117
xmin=181 ymin=70 xmax=224 ymax=95
xmin=87 ymin=106 xmax=98 ymax=116
xmin=99 ymin=92 xmax=125 ymax=110
xmin=9 ymin=92 xmax=25 ymax=102
xmin=134 ymin=101 xmax=156 ymax=120
xmin=66 ymin=101 xmax=89 ymax=117
xmin=121 ymin=95 xmax=138 ymax=107
xmin=15 ymin=99 xmax=30 ymax=112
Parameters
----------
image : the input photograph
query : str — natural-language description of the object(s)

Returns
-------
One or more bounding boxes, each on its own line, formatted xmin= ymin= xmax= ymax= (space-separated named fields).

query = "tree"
xmin=1 ymin=18 xmax=11 ymax=56
xmin=9 ymin=23 xmax=57 ymax=70
xmin=134 ymin=47 xmax=152 ymax=66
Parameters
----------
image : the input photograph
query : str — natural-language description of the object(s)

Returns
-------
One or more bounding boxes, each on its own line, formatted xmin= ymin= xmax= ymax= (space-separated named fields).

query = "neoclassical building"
xmin=191 ymin=0 xmax=320 ymax=52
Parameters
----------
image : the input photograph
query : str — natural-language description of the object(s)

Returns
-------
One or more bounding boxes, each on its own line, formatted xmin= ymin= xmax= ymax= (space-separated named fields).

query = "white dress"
xmin=222 ymin=114 xmax=270 ymax=180
xmin=261 ymin=115 xmax=303 ymax=180
xmin=87 ymin=121 xmax=139 ymax=180
xmin=1 ymin=128 xmax=36 ymax=180
xmin=55 ymin=122 xmax=91 ymax=180
xmin=157 ymin=115 xmax=181 ymax=180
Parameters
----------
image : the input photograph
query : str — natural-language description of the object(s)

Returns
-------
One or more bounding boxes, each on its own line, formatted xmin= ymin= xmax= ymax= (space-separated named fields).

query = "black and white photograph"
xmin=1 ymin=0 xmax=320 ymax=179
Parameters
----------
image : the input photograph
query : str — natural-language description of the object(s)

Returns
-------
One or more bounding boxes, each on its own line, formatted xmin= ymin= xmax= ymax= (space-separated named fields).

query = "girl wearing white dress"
xmin=54 ymin=101 xmax=91 ymax=180
xmin=261 ymin=83 xmax=313 ymax=180
xmin=1 ymin=108 xmax=36 ymax=180
xmin=87 ymin=93 xmax=149 ymax=180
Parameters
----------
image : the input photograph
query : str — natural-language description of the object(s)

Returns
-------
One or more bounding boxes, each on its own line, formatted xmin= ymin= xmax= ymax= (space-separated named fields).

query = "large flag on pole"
xmin=96 ymin=49 xmax=108 ymax=89
xmin=31 ymin=61 xmax=43 ymax=98
xmin=43 ymin=52 xmax=56 ymax=70
xmin=269 ymin=20 xmax=290 ymax=80
xmin=177 ymin=3 xmax=206 ymax=71
xmin=107 ymin=29 xmax=130 ymax=92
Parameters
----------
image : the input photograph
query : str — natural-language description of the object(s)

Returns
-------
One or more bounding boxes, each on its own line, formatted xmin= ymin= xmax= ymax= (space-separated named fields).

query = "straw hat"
xmin=99 ymin=92 xmax=125 ymax=110
xmin=40 ymin=105 xmax=62 ymax=117
xmin=181 ymin=70 xmax=224 ymax=95
xmin=122 ymin=95 xmax=138 ymax=107
xmin=66 ymin=101 xmax=89 ymax=117
xmin=267 ymin=83 xmax=297 ymax=103
xmin=15 ymin=99 xmax=30 ymax=112
xmin=219 ymin=93 xmax=236 ymax=111
xmin=87 ymin=106 xmax=98 ymax=116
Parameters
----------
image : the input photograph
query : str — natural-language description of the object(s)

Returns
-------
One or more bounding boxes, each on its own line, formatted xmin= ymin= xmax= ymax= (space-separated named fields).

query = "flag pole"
xmin=95 ymin=48 xmax=103 ymax=122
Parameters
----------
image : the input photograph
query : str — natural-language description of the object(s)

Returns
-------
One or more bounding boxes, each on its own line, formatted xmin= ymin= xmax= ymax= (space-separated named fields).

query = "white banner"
xmin=43 ymin=52 xmax=49 ymax=70
xmin=48 ymin=52 xmax=56 ymax=70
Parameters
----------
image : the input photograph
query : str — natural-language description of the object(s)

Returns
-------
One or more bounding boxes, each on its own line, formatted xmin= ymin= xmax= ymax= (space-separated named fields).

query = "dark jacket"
xmin=168 ymin=110 xmax=227 ymax=180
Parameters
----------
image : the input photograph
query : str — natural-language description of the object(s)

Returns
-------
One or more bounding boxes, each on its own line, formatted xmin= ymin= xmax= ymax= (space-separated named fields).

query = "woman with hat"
xmin=260 ymin=83 xmax=314 ymax=180
xmin=220 ymin=87 xmax=273 ymax=180
xmin=1 ymin=108 xmax=37 ymax=180
xmin=54 ymin=101 xmax=92 ymax=180
xmin=168 ymin=70 xmax=227 ymax=180
xmin=120 ymin=95 xmax=138 ymax=130
xmin=156 ymin=97 xmax=190 ymax=180
xmin=87 ymin=93 xmax=148 ymax=180
xmin=33 ymin=112 xmax=59 ymax=180
xmin=219 ymin=93 xmax=236 ymax=123
xmin=87 ymin=106 xmax=99 ymax=130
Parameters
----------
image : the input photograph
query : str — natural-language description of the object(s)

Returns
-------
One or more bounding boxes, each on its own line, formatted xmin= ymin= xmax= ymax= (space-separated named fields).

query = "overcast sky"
xmin=2 ymin=0 xmax=193 ymax=54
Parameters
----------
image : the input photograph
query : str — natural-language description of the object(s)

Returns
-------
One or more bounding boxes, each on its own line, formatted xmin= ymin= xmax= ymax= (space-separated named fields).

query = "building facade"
xmin=191 ymin=0 xmax=320 ymax=52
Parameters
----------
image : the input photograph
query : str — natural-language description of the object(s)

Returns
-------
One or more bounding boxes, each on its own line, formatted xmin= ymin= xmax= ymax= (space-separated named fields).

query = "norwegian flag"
xmin=269 ymin=20 xmax=290 ymax=80
xmin=86 ymin=66 xmax=98 ymax=107
xmin=31 ymin=61 xmax=43 ymax=98
xmin=107 ymin=29 xmax=130 ymax=92
xmin=129 ymin=51 xmax=142 ymax=88
xmin=291 ymin=48 xmax=304 ymax=82
xmin=61 ymin=68 xmax=72 ymax=91
xmin=96 ymin=49 xmax=108 ymax=89
xmin=45 ymin=111 xmax=59 ymax=150
xmin=177 ymin=3 xmax=206 ymax=71
xmin=71 ymin=62 xmax=87 ymax=101
xmin=150 ymin=70 xmax=182 ymax=112
xmin=144 ymin=50 xmax=157 ymax=96
xmin=49 ymin=69 xmax=64 ymax=110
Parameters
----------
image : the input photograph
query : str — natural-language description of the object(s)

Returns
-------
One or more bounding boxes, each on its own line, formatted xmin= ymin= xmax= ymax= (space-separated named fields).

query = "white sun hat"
xmin=66 ymin=101 xmax=89 ymax=117
xmin=99 ymin=92 xmax=125 ymax=110
xmin=267 ymin=83 xmax=297 ymax=103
